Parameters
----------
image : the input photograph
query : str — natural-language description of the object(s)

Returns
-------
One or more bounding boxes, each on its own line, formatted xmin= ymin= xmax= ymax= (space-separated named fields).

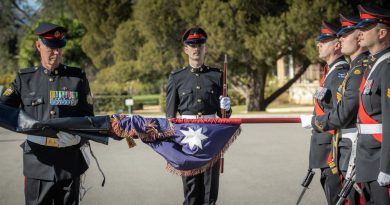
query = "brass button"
xmin=195 ymin=74 xmax=199 ymax=76
xmin=200 ymin=68 xmax=203 ymax=72
xmin=44 ymin=70 xmax=48 ymax=74
xmin=182 ymin=92 xmax=186 ymax=95
xmin=50 ymin=110 xmax=56 ymax=115
xmin=54 ymin=70 xmax=58 ymax=75
xmin=197 ymin=99 xmax=202 ymax=103
xmin=49 ymin=78 xmax=54 ymax=82
xmin=196 ymin=86 xmax=200 ymax=89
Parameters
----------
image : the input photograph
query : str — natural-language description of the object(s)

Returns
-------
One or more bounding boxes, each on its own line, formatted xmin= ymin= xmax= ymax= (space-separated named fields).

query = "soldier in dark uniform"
xmin=312 ymin=14 xmax=368 ymax=205
xmin=166 ymin=27 xmax=232 ymax=205
xmin=353 ymin=4 xmax=390 ymax=204
xmin=300 ymin=21 xmax=349 ymax=204
xmin=0 ymin=23 xmax=93 ymax=204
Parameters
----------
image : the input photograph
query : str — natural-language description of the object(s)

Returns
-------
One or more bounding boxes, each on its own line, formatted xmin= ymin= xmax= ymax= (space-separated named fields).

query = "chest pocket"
xmin=206 ymin=88 xmax=219 ymax=106
xmin=22 ymin=96 xmax=44 ymax=107
xmin=179 ymin=89 xmax=193 ymax=103
xmin=22 ymin=96 xmax=45 ymax=119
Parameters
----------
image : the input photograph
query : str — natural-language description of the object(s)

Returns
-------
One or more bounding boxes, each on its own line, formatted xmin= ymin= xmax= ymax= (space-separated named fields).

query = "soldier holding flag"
xmin=0 ymin=23 xmax=94 ymax=205
xmin=166 ymin=27 xmax=232 ymax=205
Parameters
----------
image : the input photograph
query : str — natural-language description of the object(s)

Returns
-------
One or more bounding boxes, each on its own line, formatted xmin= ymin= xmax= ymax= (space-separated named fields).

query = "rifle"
xmin=220 ymin=54 xmax=228 ymax=173
xmin=296 ymin=169 xmax=315 ymax=205
xmin=336 ymin=128 xmax=361 ymax=205
xmin=336 ymin=167 xmax=356 ymax=205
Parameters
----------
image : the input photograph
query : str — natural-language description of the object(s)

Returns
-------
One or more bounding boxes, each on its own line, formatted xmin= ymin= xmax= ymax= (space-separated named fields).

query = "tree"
xmin=67 ymin=0 xmax=133 ymax=70
xmin=0 ymin=0 xmax=35 ymax=73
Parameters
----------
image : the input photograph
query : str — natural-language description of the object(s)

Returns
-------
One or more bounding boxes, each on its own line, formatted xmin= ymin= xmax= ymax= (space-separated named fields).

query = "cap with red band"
xmin=355 ymin=4 xmax=390 ymax=29
xmin=35 ymin=22 xmax=67 ymax=48
xmin=317 ymin=21 xmax=340 ymax=42
xmin=182 ymin=27 xmax=208 ymax=45
xmin=337 ymin=14 xmax=360 ymax=37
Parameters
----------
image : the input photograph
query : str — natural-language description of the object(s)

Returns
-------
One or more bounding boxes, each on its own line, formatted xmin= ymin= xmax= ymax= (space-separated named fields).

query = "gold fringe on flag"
xmin=166 ymin=126 xmax=241 ymax=176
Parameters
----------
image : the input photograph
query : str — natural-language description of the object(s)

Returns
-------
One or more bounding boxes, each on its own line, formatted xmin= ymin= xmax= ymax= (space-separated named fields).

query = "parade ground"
xmin=0 ymin=115 xmax=327 ymax=205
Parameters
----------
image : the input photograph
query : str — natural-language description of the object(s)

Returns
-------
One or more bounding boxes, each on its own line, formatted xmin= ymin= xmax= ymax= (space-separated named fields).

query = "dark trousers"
xmin=320 ymin=167 xmax=342 ymax=205
xmin=182 ymin=161 xmax=220 ymax=205
xmin=339 ymin=171 xmax=364 ymax=205
xmin=361 ymin=180 xmax=390 ymax=205
xmin=25 ymin=177 xmax=80 ymax=205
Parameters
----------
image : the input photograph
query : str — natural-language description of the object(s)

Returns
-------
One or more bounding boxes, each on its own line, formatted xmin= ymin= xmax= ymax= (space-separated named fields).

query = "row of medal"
xmin=49 ymin=90 xmax=78 ymax=106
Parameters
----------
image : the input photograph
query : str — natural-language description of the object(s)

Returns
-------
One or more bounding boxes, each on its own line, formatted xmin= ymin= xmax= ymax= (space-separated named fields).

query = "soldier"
xmin=353 ymin=4 xmax=390 ymax=204
xmin=166 ymin=27 xmax=232 ymax=205
xmin=311 ymin=14 xmax=368 ymax=204
xmin=300 ymin=21 xmax=349 ymax=204
xmin=0 ymin=23 xmax=94 ymax=204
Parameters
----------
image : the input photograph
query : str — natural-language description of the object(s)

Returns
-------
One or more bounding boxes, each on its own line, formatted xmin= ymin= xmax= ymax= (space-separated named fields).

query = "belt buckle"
xmin=197 ymin=112 xmax=203 ymax=119
xmin=46 ymin=137 xmax=59 ymax=147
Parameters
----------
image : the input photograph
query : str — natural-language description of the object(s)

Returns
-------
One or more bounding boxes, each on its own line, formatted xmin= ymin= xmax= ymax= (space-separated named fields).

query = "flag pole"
xmin=170 ymin=117 xmax=301 ymax=124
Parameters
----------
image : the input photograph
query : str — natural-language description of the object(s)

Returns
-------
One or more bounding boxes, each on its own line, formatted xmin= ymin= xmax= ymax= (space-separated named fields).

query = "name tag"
xmin=363 ymin=80 xmax=373 ymax=95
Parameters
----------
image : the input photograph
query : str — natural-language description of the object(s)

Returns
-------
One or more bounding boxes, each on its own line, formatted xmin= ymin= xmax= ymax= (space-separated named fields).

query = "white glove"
xmin=57 ymin=131 xmax=81 ymax=148
xmin=300 ymin=115 xmax=313 ymax=129
xmin=377 ymin=171 xmax=390 ymax=186
xmin=219 ymin=96 xmax=231 ymax=110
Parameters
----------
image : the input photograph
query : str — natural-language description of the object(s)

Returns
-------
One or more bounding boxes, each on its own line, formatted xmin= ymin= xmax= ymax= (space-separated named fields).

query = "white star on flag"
xmin=180 ymin=127 xmax=208 ymax=150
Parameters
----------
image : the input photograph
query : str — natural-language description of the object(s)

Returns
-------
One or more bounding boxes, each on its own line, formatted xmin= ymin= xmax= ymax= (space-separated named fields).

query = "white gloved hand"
xmin=219 ymin=96 xmax=231 ymax=110
xmin=300 ymin=115 xmax=314 ymax=129
xmin=377 ymin=171 xmax=390 ymax=186
xmin=57 ymin=131 xmax=81 ymax=148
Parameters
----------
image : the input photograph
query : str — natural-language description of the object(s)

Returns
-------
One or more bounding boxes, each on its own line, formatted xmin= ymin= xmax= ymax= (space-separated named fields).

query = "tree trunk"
xmin=247 ymin=68 xmax=267 ymax=111
xmin=263 ymin=57 xmax=311 ymax=108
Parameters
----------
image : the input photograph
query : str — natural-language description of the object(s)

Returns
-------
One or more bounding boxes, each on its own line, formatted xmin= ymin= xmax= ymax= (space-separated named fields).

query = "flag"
xmin=111 ymin=115 xmax=241 ymax=176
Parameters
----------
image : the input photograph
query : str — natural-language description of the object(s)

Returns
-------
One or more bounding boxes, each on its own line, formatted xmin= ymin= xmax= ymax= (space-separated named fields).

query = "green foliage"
xmin=93 ymin=94 xmax=159 ymax=113
xmin=0 ymin=74 xmax=16 ymax=88
xmin=68 ymin=0 xmax=133 ymax=69
xmin=0 ymin=1 xmax=25 ymax=73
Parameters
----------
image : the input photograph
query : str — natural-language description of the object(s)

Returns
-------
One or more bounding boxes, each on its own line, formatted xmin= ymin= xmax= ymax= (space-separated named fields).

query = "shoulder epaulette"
xmin=206 ymin=66 xmax=222 ymax=72
xmin=336 ymin=63 xmax=349 ymax=70
xmin=62 ymin=65 xmax=86 ymax=76
xmin=18 ymin=67 xmax=38 ymax=74
xmin=63 ymin=65 xmax=85 ymax=74
xmin=170 ymin=66 xmax=187 ymax=75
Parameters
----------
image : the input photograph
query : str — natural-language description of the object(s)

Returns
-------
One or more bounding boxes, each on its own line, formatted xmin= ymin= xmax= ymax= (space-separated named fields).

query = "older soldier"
xmin=354 ymin=4 xmax=390 ymax=204
xmin=301 ymin=21 xmax=349 ymax=204
xmin=166 ymin=27 xmax=231 ymax=205
xmin=0 ymin=23 xmax=93 ymax=204
xmin=312 ymin=14 xmax=368 ymax=204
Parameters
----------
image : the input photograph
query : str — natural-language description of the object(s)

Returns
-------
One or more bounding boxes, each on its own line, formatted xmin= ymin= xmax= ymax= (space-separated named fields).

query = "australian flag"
xmin=111 ymin=115 xmax=241 ymax=176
